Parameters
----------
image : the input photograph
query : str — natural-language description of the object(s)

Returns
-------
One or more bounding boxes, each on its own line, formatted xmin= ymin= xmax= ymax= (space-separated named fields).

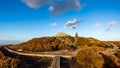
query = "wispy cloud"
xmin=22 ymin=0 xmax=52 ymax=9
xmin=0 ymin=35 xmax=14 ymax=40
xmin=8 ymin=36 xmax=14 ymax=39
xmin=108 ymin=21 xmax=117 ymax=27
xmin=66 ymin=0 xmax=80 ymax=10
xmin=50 ymin=22 xmax=57 ymax=26
xmin=105 ymin=28 xmax=111 ymax=32
xmin=49 ymin=0 xmax=81 ymax=15
xmin=104 ymin=21 xmax=117 ymax=32
xmin=22 ymin=0 xmax=81 ymax=15
xmin=94 ymin=23 xmax=101 ymax=27
xmin=64 ymin=18 xmax=79 ymax=29
xmin=49 ymin=3 xmax=68 ymax=15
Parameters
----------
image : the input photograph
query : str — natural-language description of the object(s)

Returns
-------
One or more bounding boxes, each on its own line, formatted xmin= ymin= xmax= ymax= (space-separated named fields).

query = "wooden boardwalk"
xmin=51 ymin=56 xmax=60 ymax=68
xmin=2 ymin=47 xmax=81 ymax=68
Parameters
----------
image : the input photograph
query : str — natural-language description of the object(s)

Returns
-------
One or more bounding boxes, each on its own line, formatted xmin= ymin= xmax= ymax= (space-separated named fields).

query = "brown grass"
xmin=76 ymin=47 xmax=104 ymax=68
xmin=0 ymin=50 xmax=20 ymax=68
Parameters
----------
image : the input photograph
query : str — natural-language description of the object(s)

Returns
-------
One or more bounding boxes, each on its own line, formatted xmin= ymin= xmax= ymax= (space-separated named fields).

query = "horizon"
xmin=0 ymin=0 xmax=120 ymax=44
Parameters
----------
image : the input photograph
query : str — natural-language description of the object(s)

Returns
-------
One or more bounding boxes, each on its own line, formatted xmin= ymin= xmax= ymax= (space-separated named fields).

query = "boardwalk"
xmin=108 ymin=42 xmax=119 ymax=50
xmin=51 ymin=56 xmax=60 ymax=68
xmin=100 ymin=42 xmax=120 ymax=56
xmin=2 ymin=47 xmax=81 ymax=68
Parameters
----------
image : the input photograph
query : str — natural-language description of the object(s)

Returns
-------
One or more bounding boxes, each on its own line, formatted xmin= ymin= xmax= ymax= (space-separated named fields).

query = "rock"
xmin=54 ymin=32 xmax=70 ymax=37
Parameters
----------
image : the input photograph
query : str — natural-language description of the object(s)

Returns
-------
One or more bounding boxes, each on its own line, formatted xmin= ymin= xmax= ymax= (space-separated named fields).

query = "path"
xmin=2 ymin=47 xmax=81 ymax=68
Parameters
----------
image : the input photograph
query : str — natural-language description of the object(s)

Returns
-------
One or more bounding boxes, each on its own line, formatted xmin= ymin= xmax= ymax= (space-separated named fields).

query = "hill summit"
xmin=54 ymin=32 xmax=70 ymax=37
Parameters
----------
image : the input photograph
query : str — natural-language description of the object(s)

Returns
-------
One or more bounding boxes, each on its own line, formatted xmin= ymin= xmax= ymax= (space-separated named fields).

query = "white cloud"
xmin=49 ymin=3 xmax=68 ymax=15
xmin=66 ymin=0 xmax=80 ymax=10
xmin=22 ymin=0 xmax=52 ymax=9
xmin=50 ymin=23 xmax=57 ymax=26
xmin=64 ymin=18 xmax=79 ymax=29
xmin=108 ymin=21 xmax=117 ymax=27
xmin=104 ymin=21 xmax=117 ymax=32
xmin=94 ymin=23 xmax=101 ymax=27
xmin=22 ymin=0 xmax=81 ymax=15
xmin=49 ymin=0 xmax=81 ymax=15
xmin=105 ymin=28 xmax=111 ymax=32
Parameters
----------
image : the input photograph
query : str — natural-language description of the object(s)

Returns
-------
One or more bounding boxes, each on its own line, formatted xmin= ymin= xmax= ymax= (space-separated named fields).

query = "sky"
xmin=0 ymin=0 xmax=120 ymax=44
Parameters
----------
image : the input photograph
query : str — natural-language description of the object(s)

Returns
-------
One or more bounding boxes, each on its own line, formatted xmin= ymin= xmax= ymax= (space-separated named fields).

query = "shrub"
xmin=76 ymin=47 xmax=104 ymax=68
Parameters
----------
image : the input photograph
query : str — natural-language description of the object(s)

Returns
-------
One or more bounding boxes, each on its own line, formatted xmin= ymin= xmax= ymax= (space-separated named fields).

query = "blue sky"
xmin=0 ymin=0 xmax=120 ymax=44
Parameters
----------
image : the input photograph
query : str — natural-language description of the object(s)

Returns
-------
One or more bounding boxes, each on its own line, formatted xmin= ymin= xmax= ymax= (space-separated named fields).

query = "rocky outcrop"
xmin=54 ymin=32 xmax=70 ymax=37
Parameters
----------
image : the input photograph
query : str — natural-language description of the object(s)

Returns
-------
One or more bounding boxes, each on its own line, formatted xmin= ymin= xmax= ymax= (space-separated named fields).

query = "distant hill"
xmin=0 ymin=40 xmax=22 ymax=45
xmin=9 ymin=36 xmax=75 ymax=52
xmin=9 ymin=32 xmax=111 ymax=52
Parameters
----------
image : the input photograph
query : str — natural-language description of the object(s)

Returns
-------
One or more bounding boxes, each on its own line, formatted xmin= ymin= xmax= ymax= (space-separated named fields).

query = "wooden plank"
xmin=51 ymin=56 xmax=60 ymax=68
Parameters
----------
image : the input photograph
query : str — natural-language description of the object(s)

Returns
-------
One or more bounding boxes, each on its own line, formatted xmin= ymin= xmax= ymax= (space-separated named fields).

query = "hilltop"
xmin=8 ymin=32 xmax=110 ymax=52
xmin=54 ymin=32 xmax=70 ymax=37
